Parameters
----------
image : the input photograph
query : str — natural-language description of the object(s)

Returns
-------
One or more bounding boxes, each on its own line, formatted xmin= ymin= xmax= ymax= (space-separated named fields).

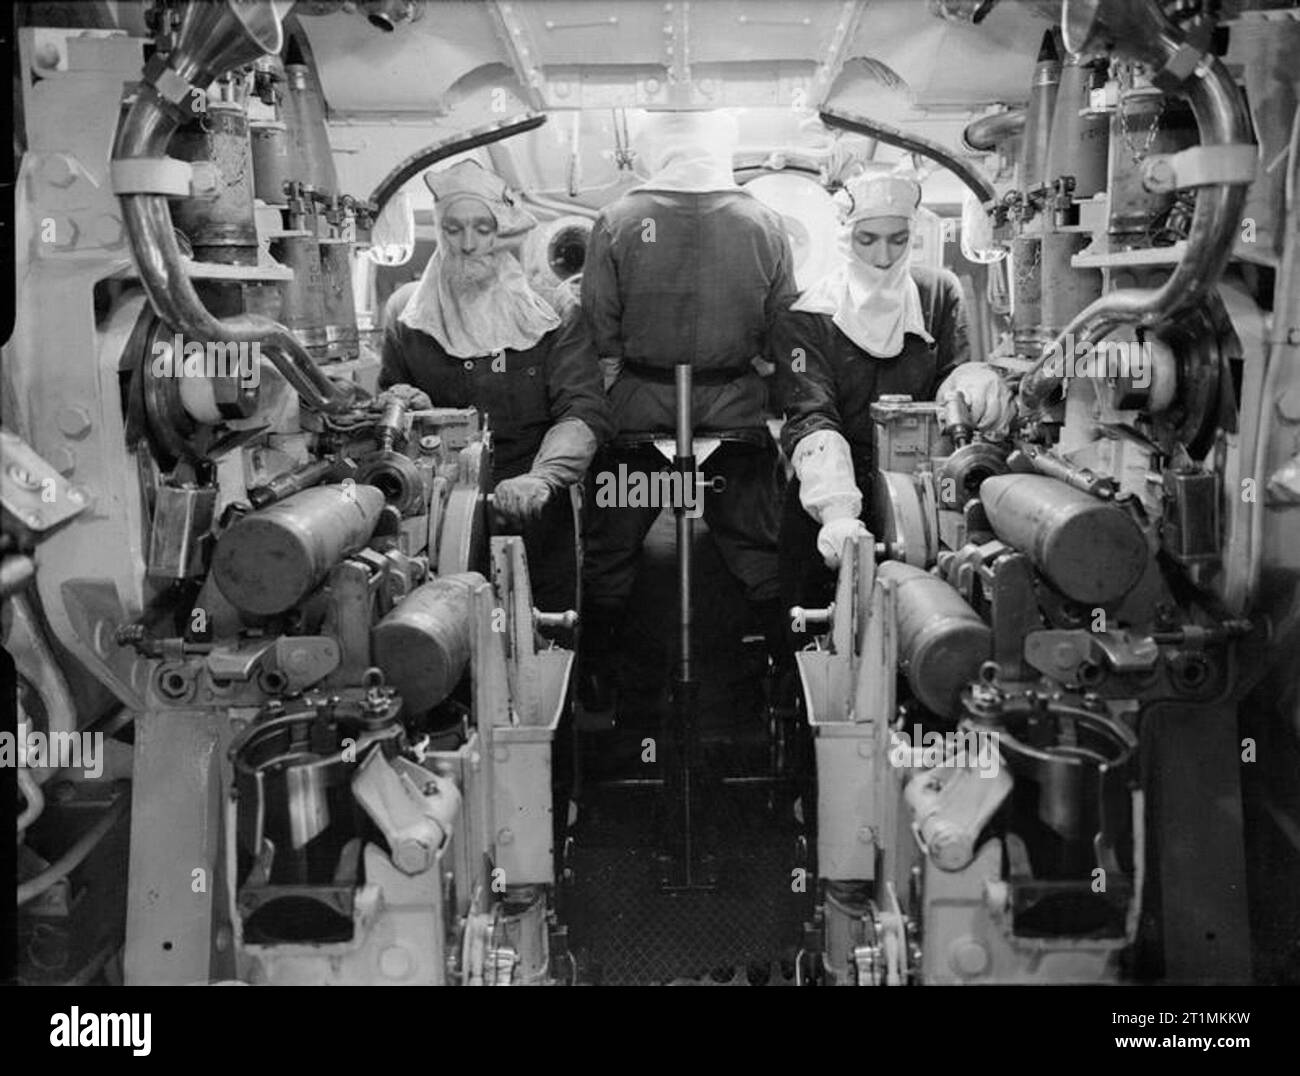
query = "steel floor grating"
xmin=560 ymin=509 xmax=809 ymax=984
xmin=562 ymin=784 xmax=808 ymax=985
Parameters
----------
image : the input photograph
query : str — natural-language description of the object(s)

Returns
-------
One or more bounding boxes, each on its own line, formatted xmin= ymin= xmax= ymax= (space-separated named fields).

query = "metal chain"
xmin=1114 ymin=61 xmax=1168 ymax=166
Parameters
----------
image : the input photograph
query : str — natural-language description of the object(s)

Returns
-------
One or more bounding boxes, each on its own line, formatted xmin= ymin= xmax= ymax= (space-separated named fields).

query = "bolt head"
xmin=33 ymin=42 xmax=61 ymax=71
xmin=7 ymin=463 xmax=40 ymax=489
xmin=950 ymin=937 xmax=991 ymax=978
xmin=48 ymin=448 xmax=77 ymax=476
xmin=393 ymin=839 xmax=433 ymax=874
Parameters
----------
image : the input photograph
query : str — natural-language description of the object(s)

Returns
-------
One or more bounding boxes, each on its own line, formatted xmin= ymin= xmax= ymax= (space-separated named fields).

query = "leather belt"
xmin=621 ymin=361 xmax=753 ymax=386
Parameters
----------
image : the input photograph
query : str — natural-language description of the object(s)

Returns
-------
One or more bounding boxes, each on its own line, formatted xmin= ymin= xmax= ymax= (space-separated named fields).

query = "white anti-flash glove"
xmin=818 ymin=515 xmax=870 ymax=570
xmin=792 ymin=429 xmax=869 ymax=570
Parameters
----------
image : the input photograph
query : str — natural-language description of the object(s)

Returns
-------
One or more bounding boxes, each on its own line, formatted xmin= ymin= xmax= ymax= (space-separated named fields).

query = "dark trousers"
xmin=582 ymin=439 xmax=785 ymax=613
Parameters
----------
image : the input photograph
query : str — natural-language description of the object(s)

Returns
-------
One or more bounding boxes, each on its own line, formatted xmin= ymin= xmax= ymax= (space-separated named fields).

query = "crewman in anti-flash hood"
xmin=579 ymin=109 xmax=799 ymax=715
xmin=380 ymin=159 xmax=613 ymax=613
xmin=773 ymin=170 xmax=1014 ymax=615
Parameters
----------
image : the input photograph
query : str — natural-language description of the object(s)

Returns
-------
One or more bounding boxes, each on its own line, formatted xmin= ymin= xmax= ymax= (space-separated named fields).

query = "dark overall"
xmin=579 ymin=188 xmax=798 ymax=614
xmin=771 ymin=265 xmax=971 ymax=627
xmin=381 ymin=298 xmax=613 ymax=612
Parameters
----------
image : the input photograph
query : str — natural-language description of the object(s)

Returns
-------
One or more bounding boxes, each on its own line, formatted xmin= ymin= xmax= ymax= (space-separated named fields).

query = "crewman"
xmin=773 ymin=171 xmax=1014 ymax=608
xmin=578 ymin=110 xmax=799 ymax=713
xmin=380 ymin=159 xmax=614 ymax=613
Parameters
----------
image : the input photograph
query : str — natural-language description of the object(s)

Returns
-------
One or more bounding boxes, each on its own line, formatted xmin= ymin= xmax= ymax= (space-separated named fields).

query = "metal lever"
xmin=789 ymin=604 xmax=834 ymax=631
xmin=248 ymin=457 xmax=355 ymax=509
xmin=942 ymin=391 xmax=975 ymax=447
xmin=376 ymin=395 xmax=408 ymax=453
xmin=533 ymin=608 xmax=578 ymax=633
xmin=1014 ymin=443 xmax=1117 ymax=500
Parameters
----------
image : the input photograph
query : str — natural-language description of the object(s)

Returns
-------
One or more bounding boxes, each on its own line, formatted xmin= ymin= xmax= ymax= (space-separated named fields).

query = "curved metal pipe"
xmin=119 ymin=192 xmax=349 ymax=412
xmin=111 ymin=5 xmax=351 ymax=413
xmin=819 ymin=106 xmax=997 ymax=204
xmin=67 ymin=942 xmax=121 ymax=987
xmin=368 ymin=113 xmax=548 ymax=216
xmin=1019 ymin=50 xmax=1254 ymax=411
xmin=18 ymin=792 xmax=130 ymax=906
xmin=17 ymin=769 xmax=44 ymax=835
xmin=963 ymin=108 xmax=1026 ymax=153
xmin=6 ymin=595 xmax=79 ymax=786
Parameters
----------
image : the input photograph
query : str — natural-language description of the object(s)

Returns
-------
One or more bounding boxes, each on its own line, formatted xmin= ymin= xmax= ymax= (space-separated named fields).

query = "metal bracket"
xmin=110 ymin=157 xmax=216 ymax=198
xmin=0 ymin=428 xmax=89 ymax=537
xmin=809 ymin=0 xmax=867 ymax=109
xmin=1024 ymin=628 xmax=1159 ymax=686
xmin=852 ymin=886 xmax=912 ymax=985
xmin=1153 ymin=41 xmax=1213 ymax=91
xmin=664 ymin=0 xmax=691 ymax=101
xmin=1142 ymin=144 xmax=1258 ymax=193
xmin=351 ymin=750 xmax=460 ymax=876
xmin=143 ymin=56 xmax=199 ymax=110
xmin=487 ymin=1 xmax=547 ymax=112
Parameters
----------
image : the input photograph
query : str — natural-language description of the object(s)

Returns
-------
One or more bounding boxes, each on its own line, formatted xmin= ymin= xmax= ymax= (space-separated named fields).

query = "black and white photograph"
xmin=2 ymin=0 xmax=1299 ymax=1040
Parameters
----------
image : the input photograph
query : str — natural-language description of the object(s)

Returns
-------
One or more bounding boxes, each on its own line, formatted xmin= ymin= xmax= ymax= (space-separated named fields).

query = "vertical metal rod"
xmin=671 ymin=362 xmax=697 ymax=888
xmin=675 ymin=363 xmax=693 ymax=683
